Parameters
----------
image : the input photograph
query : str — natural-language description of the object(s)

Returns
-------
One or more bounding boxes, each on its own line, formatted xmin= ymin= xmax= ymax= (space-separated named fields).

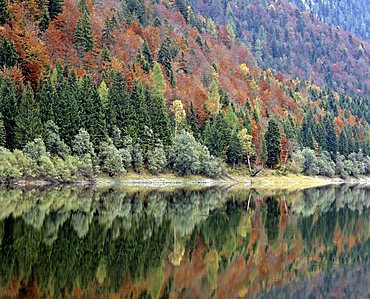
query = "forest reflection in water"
xmin=0 ymin=184 xmax=369 ymax=298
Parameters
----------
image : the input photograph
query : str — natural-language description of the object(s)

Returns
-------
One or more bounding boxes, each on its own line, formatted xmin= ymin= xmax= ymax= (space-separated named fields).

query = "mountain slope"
xmin=289 ymin=0 xmax=370 ymax=42
xmin=188 ymin=0 xmax=370 ymax=96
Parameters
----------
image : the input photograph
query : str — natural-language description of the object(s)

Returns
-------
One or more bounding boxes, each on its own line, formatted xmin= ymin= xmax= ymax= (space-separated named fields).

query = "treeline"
xmin=1 ymin=62 xmax=370 ymax=181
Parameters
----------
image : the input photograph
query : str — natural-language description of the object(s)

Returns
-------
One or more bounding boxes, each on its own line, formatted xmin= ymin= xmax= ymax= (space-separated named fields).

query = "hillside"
xmin=188 ymin=0 xmax=370 ymax=96
xmin=0 ymin=0 xmax=369 ymax=181
xmin=290 ymin=0 xmax=370 ymax=42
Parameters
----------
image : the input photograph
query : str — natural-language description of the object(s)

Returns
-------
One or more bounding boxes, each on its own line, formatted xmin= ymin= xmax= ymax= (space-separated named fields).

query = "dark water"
xmin=0 ymin=185 xmax=369 ymax=298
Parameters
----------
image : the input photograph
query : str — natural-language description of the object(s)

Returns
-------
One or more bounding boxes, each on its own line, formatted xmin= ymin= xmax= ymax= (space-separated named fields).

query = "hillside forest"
xmin=0 ymin=0 xmax=369 ymax=182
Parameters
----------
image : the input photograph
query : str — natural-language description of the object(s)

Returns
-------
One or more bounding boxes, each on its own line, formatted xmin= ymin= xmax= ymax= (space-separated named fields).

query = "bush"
xmin=99 ymin=141 xmax=125 ymax=176
xmin=147 ymin=141 xmax=167 ymax=174
xmin=317 ymin=151 xmax=335 ymax=177
xmin=23 ymin=138 xmax=48 ymax=161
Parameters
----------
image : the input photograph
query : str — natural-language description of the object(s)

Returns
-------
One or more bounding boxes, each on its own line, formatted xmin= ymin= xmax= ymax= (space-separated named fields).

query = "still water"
xmin=0 ymin=185 xmax=369 ymax=298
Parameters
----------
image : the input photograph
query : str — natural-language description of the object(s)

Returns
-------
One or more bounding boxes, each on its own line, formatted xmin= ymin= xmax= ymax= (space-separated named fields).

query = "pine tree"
xmin=265 ymin=118 xmax=281 ymax=169
xmin=157 ymin=37 xmax=175 ymax=87
xmin=0 ymin=112 xmax=5 ymax=147
xmin=75 ymin=1 xmax=94 ymax=54
xmin=324 ymin=114 xmax=337 ymax=159
xmin=0 ymin=78 xmax=17 ymax=149
xmin=140 ymin=40 xmax=153 ymax=73
xmin=148 ymin=64 xmax=171 ymax=144
xmin=128 ymin=80 xmax=148 ymax=139
xmin=0 ymin=0 xmax=9 ymax=24
xmin=0 ymin=37 xmax=18 ymax=68
xmin=15 ymin=83 xmax=42 ymax=149
xmin=107 ymin=72 xmax=129 ymax=132
xmin=226 ymin=133 xmax=242 ymax=167
xmin=338 ymin=129 xmax=349 ymax=156
xmin=54 ymin=68 xmax=81 ymax=145
xmin=48 ymin=0 xmax=63 ymax=21
xmin=38 ymin=75 xmax=55 ymax=123
xmin=81 ymin=76 xmax=107 ymax=145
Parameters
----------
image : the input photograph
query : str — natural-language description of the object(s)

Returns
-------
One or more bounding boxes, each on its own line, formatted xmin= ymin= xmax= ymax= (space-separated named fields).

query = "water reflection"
xmin=0 ymin=185 xmax=369 ymax=298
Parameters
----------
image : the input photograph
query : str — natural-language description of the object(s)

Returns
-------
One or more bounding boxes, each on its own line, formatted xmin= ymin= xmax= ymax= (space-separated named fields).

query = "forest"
xmin=0 ymin=0 xmax=369 ymax=182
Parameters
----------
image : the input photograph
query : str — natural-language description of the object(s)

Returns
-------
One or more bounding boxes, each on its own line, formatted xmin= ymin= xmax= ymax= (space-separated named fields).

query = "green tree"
xmin=226 ymin=133 xmax=243 ymax=167
xmin=23 ymin=138 xmax=49 ymax=161
xmin=44 ymin=121 xmax=71 ymax=158
xmin=0 ymin=37 xmax=18 ymax=68
xmin=0 ymin=78 xmax=17 ymax=149
xmin=48 ymin=0 xmax=63 ymax=20
xmin=38 ymin=75 xmax=56 ymax=123
xmin=72 ymin=128 xmax=95 ymax=159
xmin=107 ymin=72 xmax=129 ymax=132
xmin=265 ymin=118 xmax=281 ymax=168
xmin=15 ymin=83 xmax=42 ymax=149
xmin=75 ymin=1 xmax=94 ymax=54
xmin=132 ymin=142 xmax=143 ymax=172
xmin=99 ymin=140 xmax=125 ymax=176
xmin=324 ymin=114 xmax=337 ymax=159
xmin=158 ymin=37 xmax=175 ymax=86
xmin=0 ymin=113 xmax=5 ymax=147
xmin=147 ymin=140 xmax=167 ymax=174
xmin=140 ymin=39 xmax=153 ymax=73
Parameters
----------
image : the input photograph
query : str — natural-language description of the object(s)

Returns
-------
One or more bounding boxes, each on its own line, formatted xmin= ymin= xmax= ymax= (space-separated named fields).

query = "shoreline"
xmin=2 ymin=173 xmax=370 ymax=190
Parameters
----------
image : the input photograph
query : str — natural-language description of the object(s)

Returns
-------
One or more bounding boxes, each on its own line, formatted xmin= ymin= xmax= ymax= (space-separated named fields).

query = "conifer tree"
xmin=15 ymin=83 xmax=42 ymax=149
xmin=129 ymin=80 xmax=148 ymax=139
xmin=0 ymin=0 xmax=8 ymax=24
xmin=157 ymin=37 xmax=175 ymax=86
xmin=0 ymin=78 xmax=17 ymax=149
xmin=81 ymin=76 xmax=107 ymax=145
xmin=48 ymin=0 xmax=63 ymax=21
xmin=75 ymin=0 xmax=94 ymax=54
xmin=265 ymin=118 xmax=281 ymax=168
xmin=324 ymin=114 xmax=337 ymax=159
xmin=148 ymin=64 xmax=171 ymax=144
xmin=0 ymin=37 xmax=18 ymax=68
xmin=0 ymin=112 xmax=5 ymax=147
xmin=226 ymin=133 xmax=243 ymax=167
xmin=38 ymin=76 xmax=56 ymax=123
xmin=140 ymin=40 xmax=153 ymax=73
xmin=54 ymin=68 xmax=81 ymax=145
xmin=107 ymin=73 xmax=129 ymax=132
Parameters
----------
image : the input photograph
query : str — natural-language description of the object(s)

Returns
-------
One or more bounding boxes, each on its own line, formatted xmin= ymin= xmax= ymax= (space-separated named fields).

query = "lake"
xmin=0 ymin=184 xmax=369 ymax=298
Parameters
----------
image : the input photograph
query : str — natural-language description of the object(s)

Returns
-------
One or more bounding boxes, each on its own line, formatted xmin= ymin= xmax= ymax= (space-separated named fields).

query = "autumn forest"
xmin=0 ymin=0 xmax=369 ymax=181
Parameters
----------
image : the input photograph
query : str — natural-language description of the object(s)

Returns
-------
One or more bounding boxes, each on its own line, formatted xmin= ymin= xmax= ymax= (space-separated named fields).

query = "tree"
xmin=75 ymin=1 xmax=94 ymax=54
xmin=44 ymin=121 xmax=71 ymax=158
xmin=226 ymin=133 xmax=243 ymax=167
xmin=237 ymin=128 xmax=255 ymax=174
xmin=99 ymin=140 xmax=125 ymax=176
xmin=140 ymin=39 xmax=153 ymax=73
xmin=72 ymin=128 xmax=95 ymax=159
xmin=48 ymin=0 xmax=64 ymax=20
xmin=132 ymin=142 xmax=143 ymax=172
xmin=15 ymin=83 xmax=42 ymax=149
xmin=171 ymin=100 xmax=186 ymax=136
xmin=107 ymin=72 xmax=129 ymax=132
xmin=0 ymin=37 xmax=18 ymax=68
xmin=169 ymin=130 xmax=201 ymax=175
xmin=158 ymin=37 xmax=175 ymax=86
xmin=129 ymin=80 xmax=149 ymax=139
xmin=207 ymin=77 xmax=220 ymax=117
xmin=324 ymin=114 xmax=337 ymax=159
xmin=147 ymin=140 xmax=167 ymax=174
xmin=265 ymin=118 xmax=281 ymax=168
xmin=0 ymin=78 xmax=17 ymax=149
xmin=0 ymin=113 xmax=5 ymax=147
xmin=23 ymin=138 xmax=49 ymax=161
xmin=0 ymin=0 xmax=9 ymax=24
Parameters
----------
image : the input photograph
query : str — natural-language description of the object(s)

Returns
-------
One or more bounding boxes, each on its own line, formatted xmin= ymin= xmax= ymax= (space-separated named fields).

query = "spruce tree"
xmin=107 ymin=72 xmax=129 ymax=132
xmin=75 ymin=1 xmax=94 ymax=54
xmin=157 ymin=37 xmax=175 ymax=86
xmin=0 ymin=0 xmax=8 ymax=24
xmin=265 ymin=118 xmax=281 ymax=168
xmin=226 ymin=133 xmax=243 ymax=167
xmin=140 ymin=40 xmax=153 ymax=73
xmin=0 ymin=37 xmax=18 ymax=68
xmin=38 ymin=76 xmax=56 ymax=123
xmin=0 ymin=78 xmax=17 ymax=149
xmin=324 ymin=114 xmax=337 ymax=159
xmin=0 ymin=112 xmax=5 ymax=147
xmin=15 ymin=83 xmax=42 ymax=149
xmin=129 ymin=80 xmax=148 ymax=139
xmin=54 ymin=68 xmax=81 ymax=145
xmin=48 ymin=0 xmax=63 ymax=21
xmin=148 ymin=65 xmax=171 ymax=144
